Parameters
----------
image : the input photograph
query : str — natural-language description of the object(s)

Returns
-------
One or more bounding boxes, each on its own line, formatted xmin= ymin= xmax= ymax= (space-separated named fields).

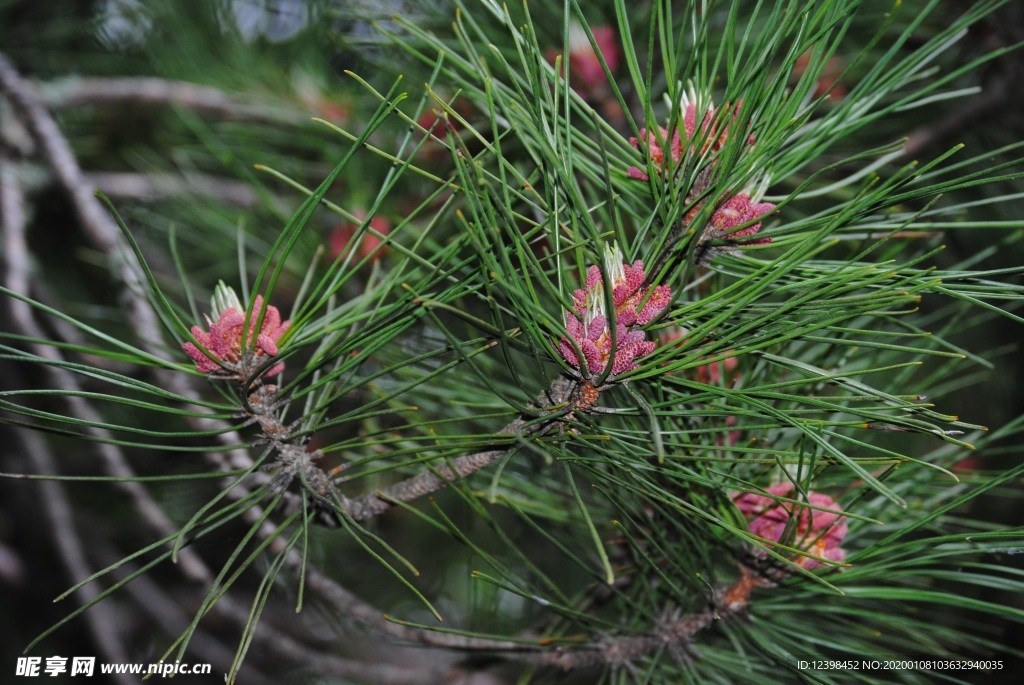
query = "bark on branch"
xmin=41 ymin=76 xmax=307 ymax=125
xmin=342 ymin=375 xmax=574 ymax=521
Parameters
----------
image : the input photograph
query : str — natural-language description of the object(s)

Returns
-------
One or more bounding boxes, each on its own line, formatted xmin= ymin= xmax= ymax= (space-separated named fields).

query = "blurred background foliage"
xmin=1 ymin=0 xmax=1023 ymax=683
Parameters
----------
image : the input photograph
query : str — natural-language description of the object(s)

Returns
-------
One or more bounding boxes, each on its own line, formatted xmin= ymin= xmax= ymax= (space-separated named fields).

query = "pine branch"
xmin=84 ymin=171 xmax=260 ymax=206
xmin=40 ymin=76 xmax=306 ymax=124
xmin=530 ymin=567 xmax=772 ymax=671
xmin=342 ymin=376 xmax=574 ymax=521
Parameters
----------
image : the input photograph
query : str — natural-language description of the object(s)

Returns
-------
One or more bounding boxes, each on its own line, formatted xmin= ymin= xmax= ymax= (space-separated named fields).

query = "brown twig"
xmin=297 ymin=562 xmax=775 ymax=672
xmin=85 ymin=171 xmax=259 ymax=206
xmin=345 ymin=417 xmax=535 ymax=522
xmin=216 ymin=594 xmax=458 ymax=685
xmin=527 ymin=566 xmax=772 ymax=670
xmin=332 ymin=375 xmax=576 ymax=522
xmin=40 ymin=76 xmax=306 ymax=125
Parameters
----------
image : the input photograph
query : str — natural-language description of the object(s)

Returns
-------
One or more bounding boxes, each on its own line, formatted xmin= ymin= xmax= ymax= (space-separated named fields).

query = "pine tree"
xmin=1 ymin=1 xmax=1022 ymax=683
